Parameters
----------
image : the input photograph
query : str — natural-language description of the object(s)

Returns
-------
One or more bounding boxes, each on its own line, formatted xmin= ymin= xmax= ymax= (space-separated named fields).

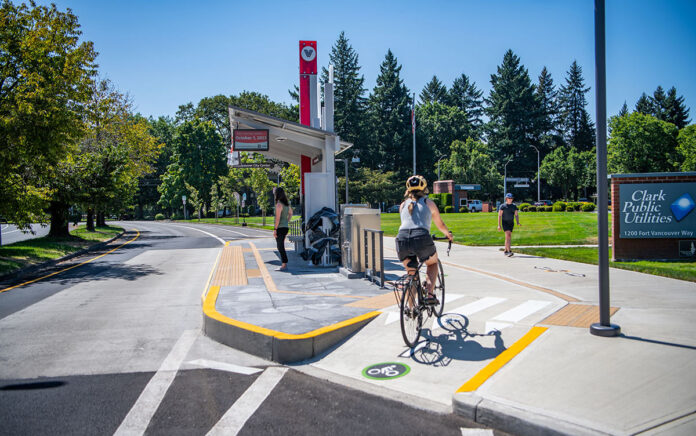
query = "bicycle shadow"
xmin=399 ymin=313 xmax=507 ymax=367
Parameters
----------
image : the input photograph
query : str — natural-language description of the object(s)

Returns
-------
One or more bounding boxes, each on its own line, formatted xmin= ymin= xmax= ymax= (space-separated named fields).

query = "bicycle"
xmin=391 ymin=234 xmax=452 ymax=348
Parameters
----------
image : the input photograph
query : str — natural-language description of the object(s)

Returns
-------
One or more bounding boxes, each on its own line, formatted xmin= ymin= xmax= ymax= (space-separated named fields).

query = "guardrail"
xmin=362 ymin=228 xmax=385 ymax=288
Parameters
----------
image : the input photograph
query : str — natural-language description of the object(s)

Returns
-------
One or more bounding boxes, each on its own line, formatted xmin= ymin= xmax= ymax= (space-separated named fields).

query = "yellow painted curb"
xmin=456 ymin=326 xmax=548 ymax=393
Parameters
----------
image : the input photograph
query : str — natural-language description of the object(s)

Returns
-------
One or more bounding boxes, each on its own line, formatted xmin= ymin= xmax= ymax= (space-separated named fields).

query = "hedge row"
xmin=519 ymin=202 xmax=596 ymax=212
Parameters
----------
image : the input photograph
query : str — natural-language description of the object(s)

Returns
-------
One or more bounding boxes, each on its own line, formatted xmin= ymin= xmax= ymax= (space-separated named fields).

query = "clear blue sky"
xmin=39 ymin=0 xmax=696 ymax=124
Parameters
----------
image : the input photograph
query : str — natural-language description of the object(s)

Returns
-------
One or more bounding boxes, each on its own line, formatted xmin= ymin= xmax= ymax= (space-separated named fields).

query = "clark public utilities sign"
xmin=233 ymin=129 xmax=269 ymax=152
xmin=619 ymin=182 xmax=696 ymax=238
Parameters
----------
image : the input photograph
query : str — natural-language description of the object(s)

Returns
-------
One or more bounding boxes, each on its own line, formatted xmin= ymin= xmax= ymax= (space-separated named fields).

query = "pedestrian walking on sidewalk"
xmin=273 ymin=187 xmax=292 ymax=271
xmin=498 ymin=193 xmax=520 ymax=257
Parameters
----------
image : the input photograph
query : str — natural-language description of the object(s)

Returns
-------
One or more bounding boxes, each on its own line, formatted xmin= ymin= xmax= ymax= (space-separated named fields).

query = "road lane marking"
xmin=114 ymin=329 xmax=198 ymax=436
xmin=460 ymin=428 xmax=494 ymax=436
xmin=492 ymin=300 xmax=550 ymax=323
xmin=456 ymin=326 xmax=547 ymax=393
xmin=206 ymin=366 xmax=288 ymax=436
xmin=0 ymin=229 xmax=140 ymax=294
xmin=186 ymin=359 xmax=262 ymax=375
xmin=173 ymin=224 xmax=225 ymax=245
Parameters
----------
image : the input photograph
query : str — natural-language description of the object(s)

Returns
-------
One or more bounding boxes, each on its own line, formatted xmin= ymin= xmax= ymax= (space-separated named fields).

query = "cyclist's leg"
xmin=424 ymin=252 xmax=439 ymax=295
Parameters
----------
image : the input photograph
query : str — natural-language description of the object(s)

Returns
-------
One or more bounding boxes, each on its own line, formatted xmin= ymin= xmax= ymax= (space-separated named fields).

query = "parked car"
xmin=467 ymin=199 xmax=483 ymax=212
xmin=534 ymin=200 xmax=554 ymax=206
xmin=578 ymin=197 xmax=589 ymax=203
xmin=386 ymin=204 xmax=400 ymax=213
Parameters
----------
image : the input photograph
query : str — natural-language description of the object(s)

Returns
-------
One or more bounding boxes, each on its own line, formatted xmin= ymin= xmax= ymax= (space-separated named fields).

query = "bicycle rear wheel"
xmin=400 ymin=279 xmax=422 ymax=348
xmin=433 ymin=260 xmax=446 ymax=317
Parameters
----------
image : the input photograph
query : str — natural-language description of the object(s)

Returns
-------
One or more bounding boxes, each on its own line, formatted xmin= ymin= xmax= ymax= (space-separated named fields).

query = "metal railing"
xmin=362 ymin=228 xmax=385 ymax=288
xmin=289 ymin=218 xmax=302 ymax=237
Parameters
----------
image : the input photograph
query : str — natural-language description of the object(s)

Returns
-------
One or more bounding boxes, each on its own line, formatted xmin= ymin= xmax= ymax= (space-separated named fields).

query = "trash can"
xmin=341 ymin=208 xmax=380 ymax=272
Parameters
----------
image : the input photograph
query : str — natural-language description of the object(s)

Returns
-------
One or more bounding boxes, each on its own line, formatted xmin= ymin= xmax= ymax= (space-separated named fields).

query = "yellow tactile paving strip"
xmin=346 ymin=292 xmax=397 ymax=309
xmin=539 ymin=304 xmax=620 ymax=328
xmin=211 ymin=245 xmax=247 ymax=287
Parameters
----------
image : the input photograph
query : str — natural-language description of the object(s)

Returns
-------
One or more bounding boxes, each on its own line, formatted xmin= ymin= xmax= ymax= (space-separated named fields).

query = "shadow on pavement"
xmin=402 ymin=313 xmax=506 ymax=367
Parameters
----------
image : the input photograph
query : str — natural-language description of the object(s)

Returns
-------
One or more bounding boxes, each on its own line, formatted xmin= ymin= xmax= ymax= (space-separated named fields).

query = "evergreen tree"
xmin=664 ymin=86 xmax=691 ymax=129
xmin=635 ymin=93 xmax=653 ymax=114
xmin=419 ymin=75 xmax=448 ymax=104
xmin=485 ymin=49 xmax=543 ymax=175
xmin=449 ymin=73 xmax=484 ymax=133
xmin=558 ymin=60 xmax=595 ymax=151
xmin=535 ymin=67 xmax=561 ymax=153
xmin=650 ymin=86 xmax=668 ymax=120
xmin=618 ymin=101 xmax=629 ymax=117
xmin=320 ymin=32 xmax=367 ymax=148
xmin=367 ymin=50 xmax=413 ymax=176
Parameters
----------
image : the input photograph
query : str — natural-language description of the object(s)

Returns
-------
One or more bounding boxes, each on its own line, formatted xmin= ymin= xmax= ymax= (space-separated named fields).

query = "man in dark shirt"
xmin=498 ymin=193 xmax=520 ymax=256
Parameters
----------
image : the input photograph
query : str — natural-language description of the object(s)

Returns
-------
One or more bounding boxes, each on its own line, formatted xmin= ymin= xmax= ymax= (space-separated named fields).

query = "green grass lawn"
xmin=513 ymin=246 xmax=696 ymax=282
xmin=0 ymin=225 xmax=123 ymax=275
xmin=381 ymin=211 xmax=610 ymax=246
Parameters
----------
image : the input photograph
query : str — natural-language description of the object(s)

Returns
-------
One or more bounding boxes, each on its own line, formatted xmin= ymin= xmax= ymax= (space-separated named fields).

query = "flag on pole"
xmin=411 ymin=99 xmax=416 ymax=134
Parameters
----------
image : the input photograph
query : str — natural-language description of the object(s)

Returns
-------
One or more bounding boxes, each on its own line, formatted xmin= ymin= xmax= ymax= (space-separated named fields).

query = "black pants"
xmin=275 ymin=227 xmax=289 ymax=264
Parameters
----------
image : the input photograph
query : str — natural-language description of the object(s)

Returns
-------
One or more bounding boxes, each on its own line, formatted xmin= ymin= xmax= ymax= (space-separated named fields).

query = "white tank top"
xmin=399 ymin=197 xmax=432 ymax=231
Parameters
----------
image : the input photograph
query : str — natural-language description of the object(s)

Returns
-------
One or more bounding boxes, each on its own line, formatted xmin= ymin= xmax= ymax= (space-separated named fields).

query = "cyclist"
xmin=395 ymin=175 xmax=453 ymax=303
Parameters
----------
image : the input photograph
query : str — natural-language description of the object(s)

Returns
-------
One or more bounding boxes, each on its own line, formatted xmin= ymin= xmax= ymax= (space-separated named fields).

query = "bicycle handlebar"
xmin=431 ymin=234 xmax=452 ymax=256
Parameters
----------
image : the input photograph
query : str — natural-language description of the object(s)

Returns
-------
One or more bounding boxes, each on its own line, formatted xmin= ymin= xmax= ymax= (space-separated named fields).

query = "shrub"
xmin=442 ymin=193 xmax=453 ymax=210
xmin=553 ymin=201 xmax=567 ymax=212
xmin=171 ymin=213 xmax=183 ymax=220
xmin=545 ymin=206 xmax=553 ymax=212
xmin=519 ymin=202 xmax=531 ymax=211
xmin=527 ymin=205 xmax=537 ymax=212
xmin=155 ymin=213 xmax=165 ymax=220
xmin=444 ymin=205 xmax=453 ymax=213
xmin=582 ymin=202 xmax=596 ymax=212
xmin=459 ymin=206 xmax=469 ymax=213
xmin=428 ymin=193 xmax=444 ymax=212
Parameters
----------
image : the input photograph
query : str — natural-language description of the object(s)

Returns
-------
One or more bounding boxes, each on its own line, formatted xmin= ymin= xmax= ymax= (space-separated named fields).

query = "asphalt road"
xmin=0 ymin=221 xmax=502 ymax=435
xmin=0 ymin=223 xmax=50 ymax=245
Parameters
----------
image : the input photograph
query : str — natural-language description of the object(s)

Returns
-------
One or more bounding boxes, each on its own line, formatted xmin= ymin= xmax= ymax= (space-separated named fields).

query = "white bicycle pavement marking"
xmin=206 ymin=366 xmax=288 ymax=436
xmin=114 ymin=329 xmax=198 ymax=436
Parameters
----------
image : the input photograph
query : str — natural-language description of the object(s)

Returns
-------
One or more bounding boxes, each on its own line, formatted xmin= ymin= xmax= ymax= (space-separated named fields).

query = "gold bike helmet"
xmin=406 ymin=175 xmax=427 ymax=192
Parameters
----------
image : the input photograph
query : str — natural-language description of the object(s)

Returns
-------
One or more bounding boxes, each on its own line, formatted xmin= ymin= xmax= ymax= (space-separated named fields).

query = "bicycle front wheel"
xmin=433 ymin=260 xmax=446 ymax=317
xmin=400 ymin=280 xmax=422 ymax=348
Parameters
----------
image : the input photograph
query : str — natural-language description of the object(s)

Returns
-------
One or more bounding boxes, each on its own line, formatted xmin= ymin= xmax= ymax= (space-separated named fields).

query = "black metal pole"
xmin=591 ymin=0 xmax=620 ymax=337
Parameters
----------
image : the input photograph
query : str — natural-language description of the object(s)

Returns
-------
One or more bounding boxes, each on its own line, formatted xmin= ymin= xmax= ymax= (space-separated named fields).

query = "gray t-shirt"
xmin=399 ymin=197 xmax=432 ymax=231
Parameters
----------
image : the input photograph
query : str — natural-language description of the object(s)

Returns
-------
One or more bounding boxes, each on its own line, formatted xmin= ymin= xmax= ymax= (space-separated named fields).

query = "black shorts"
xmin=502 ymin=220 xmax=514 ymax=232
xmin=395 ymin=228 xmax=436 ymax=268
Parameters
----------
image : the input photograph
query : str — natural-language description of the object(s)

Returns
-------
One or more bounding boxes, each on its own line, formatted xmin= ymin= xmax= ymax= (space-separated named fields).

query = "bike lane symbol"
xmin=362 ymin=362 xmax=410 ymax=380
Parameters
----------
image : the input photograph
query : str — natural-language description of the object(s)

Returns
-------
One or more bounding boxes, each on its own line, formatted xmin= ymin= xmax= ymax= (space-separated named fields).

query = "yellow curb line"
xmin=456 ymin=326 xmax=548 ymax=393
xmin=203 ymin=285 xmax=381 ymax=340
xmin=200 ymin=245 xmax=224 ymax=304
xmin=0 ymin=229 xmax=140 ymax=294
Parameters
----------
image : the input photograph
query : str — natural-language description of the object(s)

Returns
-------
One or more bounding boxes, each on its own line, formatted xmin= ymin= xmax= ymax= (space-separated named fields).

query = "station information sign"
xmin=233 ymin=129 xmax=269 ymax=152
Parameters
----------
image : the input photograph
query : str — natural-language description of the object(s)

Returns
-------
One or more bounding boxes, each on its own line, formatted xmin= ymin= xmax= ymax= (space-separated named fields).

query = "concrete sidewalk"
xmin=202 ymin=235 xmax=696 ymax=435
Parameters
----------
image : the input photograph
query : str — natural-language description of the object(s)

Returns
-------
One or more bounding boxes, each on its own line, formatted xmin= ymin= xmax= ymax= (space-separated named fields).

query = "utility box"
xmin=341 ymin=208 xmax=380 ymax=273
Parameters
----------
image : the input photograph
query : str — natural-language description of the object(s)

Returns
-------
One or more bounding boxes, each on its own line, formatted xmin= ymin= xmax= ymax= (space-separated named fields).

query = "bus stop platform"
xmin=201 ymin=237 xmax=395 ymax=363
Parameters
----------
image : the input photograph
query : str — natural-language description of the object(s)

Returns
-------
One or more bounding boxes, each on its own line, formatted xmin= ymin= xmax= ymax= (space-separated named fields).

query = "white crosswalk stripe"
xmin=451 ymin=297 xmax=507 ymax=316
xmin=492 ymin=300 xmax=550 ymax=322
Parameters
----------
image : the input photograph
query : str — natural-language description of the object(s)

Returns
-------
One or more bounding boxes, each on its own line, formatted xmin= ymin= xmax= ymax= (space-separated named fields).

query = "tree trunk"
xmin=97 ymin=211 xmax=106 ymax=227
xmin=48 ymin=201 xmax=70 ymax=237
xmin=86 ymin=208 xmax=95 ymax=231
xmin=262 ymin=209 xmax=266 ymax=226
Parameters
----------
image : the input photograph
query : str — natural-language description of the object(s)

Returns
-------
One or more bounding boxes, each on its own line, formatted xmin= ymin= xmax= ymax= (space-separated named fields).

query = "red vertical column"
xmin=299 ymin=41 xmax=317 ymax=196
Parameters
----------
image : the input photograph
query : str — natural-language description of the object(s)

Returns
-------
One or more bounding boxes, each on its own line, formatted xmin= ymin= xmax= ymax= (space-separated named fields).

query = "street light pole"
xmin=503 ymin=156 xmax=513 ymax=199
xmin=436 ymin=155 xmax=447 ymax=181
xmin=530 ymin=145 xmax=540 ymax=203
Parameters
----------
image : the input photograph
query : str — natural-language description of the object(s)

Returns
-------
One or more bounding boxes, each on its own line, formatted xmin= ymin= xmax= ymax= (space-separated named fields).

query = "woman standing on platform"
xmin=273 ymin=187 xmax=292 ymax=271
